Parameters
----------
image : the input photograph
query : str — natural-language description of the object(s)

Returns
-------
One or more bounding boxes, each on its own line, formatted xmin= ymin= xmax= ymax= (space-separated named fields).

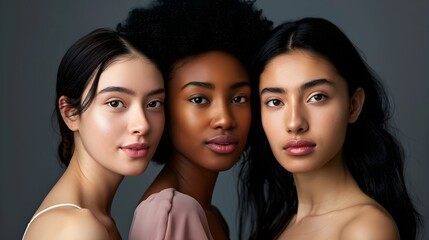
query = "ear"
xmin=348 ymin=87 xmax=365 ymax=123
xmin=59 ymin=96 xmax=79 ymax=131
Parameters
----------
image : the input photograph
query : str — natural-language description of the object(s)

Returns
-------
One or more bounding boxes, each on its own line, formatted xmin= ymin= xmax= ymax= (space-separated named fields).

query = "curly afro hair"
xmin=117 ymin=0 xmax=273 ymax=76
xmin=117 ymin=0 xmax=273 ymax=163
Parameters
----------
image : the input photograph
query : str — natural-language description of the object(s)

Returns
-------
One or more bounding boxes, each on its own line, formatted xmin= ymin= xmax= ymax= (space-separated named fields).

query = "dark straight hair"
xmin=55 ymin=28 xmax=159 ymax=166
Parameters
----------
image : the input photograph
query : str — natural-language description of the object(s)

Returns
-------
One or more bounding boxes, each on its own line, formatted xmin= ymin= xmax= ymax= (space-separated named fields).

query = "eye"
xmin=232 ymin=96 xmax=247 ymax=104
xmin=189 ymin=97 xmax=209 ymax=104
xmin=308 ymin=94 xmax=328 ymax=103
xmin=147 ymin=100 xmax=164 ymax=109
xmin=265 ymin=99 xmax=284 ymax=107
xmin=107 ymin=100 xmax=125 ymax=109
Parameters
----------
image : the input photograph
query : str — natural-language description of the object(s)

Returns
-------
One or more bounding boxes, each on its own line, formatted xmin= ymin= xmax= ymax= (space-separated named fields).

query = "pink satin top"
xmin=129 ymin=188 xmax=214 ymax=240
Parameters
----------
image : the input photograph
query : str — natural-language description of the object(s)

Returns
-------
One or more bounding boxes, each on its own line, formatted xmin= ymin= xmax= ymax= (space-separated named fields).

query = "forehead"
xmin=169 ymin=51 xmax=248 ymax=89
xmin=260 ymin=50 xmax=341 ymax=87
xmin=89 ymin=55 xmax=163 ymax=96
xmin=99 ymin=55 xmax=157 ymax=80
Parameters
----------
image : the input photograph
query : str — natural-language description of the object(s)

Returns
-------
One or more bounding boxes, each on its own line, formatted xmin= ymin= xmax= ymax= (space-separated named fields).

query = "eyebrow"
xmin=147 ymin=88 xmax=166 ymax=96
xmin=98 ymin=86 xmax=165 ymax=96
xmin=230 ymin=81 xmax=250 ymax=90
xmin=260 ymin=78 xmax=333 ymax=95
xmin=181 ymin=81 xmax=214 ymax=90
xmin=301 ymin=79 xmax=333 ymax=91
xmin=260 ymin=87 xmax=285 ymax=95
xmin=181 ymin=81 xmax=249 ymax=90
xmin=98 ymin=86 xmax=135 ymax=95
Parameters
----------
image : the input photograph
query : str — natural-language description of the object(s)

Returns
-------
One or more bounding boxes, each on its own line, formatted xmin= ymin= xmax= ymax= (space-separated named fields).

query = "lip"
xmin=205 ymin=135 xmax=239 ymax=154
xmin=120 ymin=143 xmax=150 ymax=158
xmin=283 ymin=140 xmax=316 ymax=156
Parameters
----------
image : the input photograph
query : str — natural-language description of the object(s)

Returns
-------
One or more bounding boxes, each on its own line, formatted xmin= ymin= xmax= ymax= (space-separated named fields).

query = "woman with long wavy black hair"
xmin=239 ymin=17 xmax=421 ymax=240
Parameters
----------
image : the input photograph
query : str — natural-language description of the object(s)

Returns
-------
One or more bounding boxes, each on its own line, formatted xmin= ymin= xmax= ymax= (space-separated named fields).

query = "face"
xmin=260 ymin=50 xmax=362 ymax=174
xmin=67 ymin=55 xmax=165 ymax=176
xmin=167 ymin=51 xmax=251 ymax=172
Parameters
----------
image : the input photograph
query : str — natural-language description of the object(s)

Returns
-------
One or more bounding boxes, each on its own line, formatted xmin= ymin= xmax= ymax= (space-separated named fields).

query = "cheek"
xmin=83 ymin=110 xmax=119 ymax=136
xmin=312 ymin=105 xmax=349 ymax=145
xmin=168 ymin=102 xmax=203 ymax=141
xmin=78 ymin=109 xmax=122 ymax=155
xmin=170 ymin=103 xmax=199 ymax=129
xmin=183 ymin=110 xmax=203 ymax=128
xmin=323 ymin=104 xmax=349 ymax=129
xmin=96 ymin=116 xmax=116 ymax=134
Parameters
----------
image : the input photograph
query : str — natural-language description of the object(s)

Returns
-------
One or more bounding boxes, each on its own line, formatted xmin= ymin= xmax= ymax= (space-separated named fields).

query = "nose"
xmin=285 ymin=102 xmax=308 ymax=134
xmin=129 ymin=106 xmax=150 ymax=136
xmin=210 ymin=101 xmax=236 ymax=130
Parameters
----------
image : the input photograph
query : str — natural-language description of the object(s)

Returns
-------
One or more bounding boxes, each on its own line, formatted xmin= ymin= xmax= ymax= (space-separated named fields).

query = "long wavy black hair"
xmin=239 ymin=17 xmax=421 ymax=240
xmin=117 ymin=0 xmax=273 ymax=164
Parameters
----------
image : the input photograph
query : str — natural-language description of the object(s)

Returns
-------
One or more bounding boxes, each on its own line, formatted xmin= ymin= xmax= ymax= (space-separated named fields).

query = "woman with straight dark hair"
xmin=239 ymin=17 xmax=421 ymax=240
xmin=22 ymin=29 xmax=165 ymax=240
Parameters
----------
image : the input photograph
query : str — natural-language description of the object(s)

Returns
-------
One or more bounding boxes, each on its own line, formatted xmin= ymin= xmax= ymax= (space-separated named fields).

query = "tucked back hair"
xmin=117 ymin=0 xmax=273 ymax=163
xmin=239 ymin=17 xmax=421 ymax=240
xmin=55 ymin=28 xmax=160 ymax=166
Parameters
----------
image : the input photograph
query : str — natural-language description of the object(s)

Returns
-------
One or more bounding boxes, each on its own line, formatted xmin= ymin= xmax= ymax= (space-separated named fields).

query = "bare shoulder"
xmin=24 ymin=207 xmax=109 ymax=240
xmin=341 ymin=203 xmax=399 ymax=240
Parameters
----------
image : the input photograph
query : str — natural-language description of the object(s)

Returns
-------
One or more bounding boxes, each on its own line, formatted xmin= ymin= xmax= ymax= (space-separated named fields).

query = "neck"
xmin=292 ymin=155 xmax=362 ymax=221
xmin=64 ymin=156 xmax=124 ymax=215
xmin=163 ymin=155 xmax=219 ymax=210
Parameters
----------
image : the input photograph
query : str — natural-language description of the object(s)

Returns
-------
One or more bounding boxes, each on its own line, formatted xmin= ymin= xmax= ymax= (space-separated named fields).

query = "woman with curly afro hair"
xmin=117 ymin=0 xmax=272 ymax=239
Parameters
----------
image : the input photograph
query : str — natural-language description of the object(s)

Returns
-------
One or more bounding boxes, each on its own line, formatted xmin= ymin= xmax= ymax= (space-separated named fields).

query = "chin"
xmin=279 ymin=162 xmax=320 ymax=174
xmin=123 ymin=163 xmax=150 ymax=176
xmin=212 ymin=159 xmax=239 ymax=172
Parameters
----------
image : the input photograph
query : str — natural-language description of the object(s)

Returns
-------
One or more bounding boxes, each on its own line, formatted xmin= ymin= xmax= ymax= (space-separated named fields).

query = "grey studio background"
xmin=1 ymin=0 xmax=428 ymax=239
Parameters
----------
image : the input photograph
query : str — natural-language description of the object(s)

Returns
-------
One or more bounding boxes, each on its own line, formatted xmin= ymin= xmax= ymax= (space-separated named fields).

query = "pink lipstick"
xmin=283 ymin=140 xmax=316 ymax=156
xmin=206 ymin=135 xmax=238 ymax=154
xmin=121 ymin=143 xmax=150 ymax=158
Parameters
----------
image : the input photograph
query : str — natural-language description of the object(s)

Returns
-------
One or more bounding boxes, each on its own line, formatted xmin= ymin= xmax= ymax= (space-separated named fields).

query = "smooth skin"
xmin=143 ymin=51 xmax=251 ymax=240
xmin=259 ymin=50 xmax=399 ymax=240
xmin=23 ymin=55 xmax=165 ymax=240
